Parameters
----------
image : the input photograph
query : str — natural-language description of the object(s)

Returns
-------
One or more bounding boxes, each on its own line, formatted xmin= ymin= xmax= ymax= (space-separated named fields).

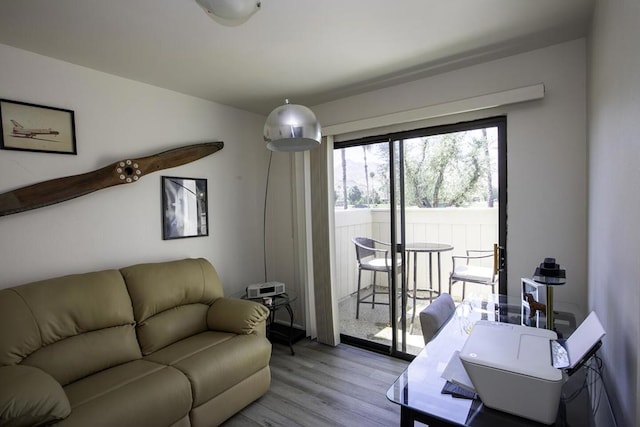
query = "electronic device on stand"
xmin=246 ymin=281 xmax=285 ymax=299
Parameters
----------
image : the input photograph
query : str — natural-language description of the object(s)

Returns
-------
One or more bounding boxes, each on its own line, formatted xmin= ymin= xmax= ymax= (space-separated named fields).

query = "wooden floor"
xmin=222 ymin=338 xmax=409 ymax=427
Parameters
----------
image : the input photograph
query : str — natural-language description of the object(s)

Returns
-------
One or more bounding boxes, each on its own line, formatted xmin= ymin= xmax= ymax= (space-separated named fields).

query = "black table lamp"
xmin=532 ymin=257 xmax=566 ymax=330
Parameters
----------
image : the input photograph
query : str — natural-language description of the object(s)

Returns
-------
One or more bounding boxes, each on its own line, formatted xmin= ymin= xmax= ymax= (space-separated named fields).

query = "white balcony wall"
xmin=334 ymin=207 xmax=497 ymax=300
xmin=335 ymin=209 xmax=374 ymax=300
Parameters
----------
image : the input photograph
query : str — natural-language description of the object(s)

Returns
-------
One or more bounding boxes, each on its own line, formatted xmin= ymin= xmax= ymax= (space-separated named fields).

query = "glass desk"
xmin=386 ymin=295 xmax=593 ymax=426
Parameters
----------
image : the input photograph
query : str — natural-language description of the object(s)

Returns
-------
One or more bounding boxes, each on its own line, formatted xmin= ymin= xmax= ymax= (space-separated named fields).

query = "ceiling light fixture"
xmin=263 ymin=99 xmax=321 ymax=152
xmin=195 ymin=0 xmax=261 ymax=25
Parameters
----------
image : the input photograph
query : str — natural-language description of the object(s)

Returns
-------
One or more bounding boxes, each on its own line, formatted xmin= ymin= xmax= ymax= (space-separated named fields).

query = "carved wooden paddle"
xmin=0 ymin=141 xmax=223 ymax=217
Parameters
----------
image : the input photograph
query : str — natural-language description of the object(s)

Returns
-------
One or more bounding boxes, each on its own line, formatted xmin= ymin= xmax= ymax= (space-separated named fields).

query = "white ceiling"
xmin=0 ymin=0 xmax=594 ymax=115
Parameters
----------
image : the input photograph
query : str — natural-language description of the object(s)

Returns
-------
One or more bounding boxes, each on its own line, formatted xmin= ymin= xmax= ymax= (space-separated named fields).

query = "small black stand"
xmin=245 ymin=292 xmax=298 ymax=355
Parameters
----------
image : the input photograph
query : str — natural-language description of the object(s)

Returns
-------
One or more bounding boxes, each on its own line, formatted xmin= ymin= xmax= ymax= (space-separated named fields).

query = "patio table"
xmin=405 ymin=242 xmax=454 ymax=327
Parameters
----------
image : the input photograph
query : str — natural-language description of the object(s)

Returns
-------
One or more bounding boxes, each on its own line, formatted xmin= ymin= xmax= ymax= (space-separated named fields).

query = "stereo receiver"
xmin=246 ymin=281 xmax=285 ymax=298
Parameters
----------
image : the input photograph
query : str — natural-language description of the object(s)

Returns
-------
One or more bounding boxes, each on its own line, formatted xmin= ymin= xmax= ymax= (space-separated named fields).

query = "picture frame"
xmin=162 ymin=176 xmax=209 ymax=240
xmin=0 ymin=99 xmax=76 ymax=155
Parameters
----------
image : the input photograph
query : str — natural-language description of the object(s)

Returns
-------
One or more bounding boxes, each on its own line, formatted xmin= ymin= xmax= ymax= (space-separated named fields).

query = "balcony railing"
xmin=335 ymin=207 xmax=498 ymax=301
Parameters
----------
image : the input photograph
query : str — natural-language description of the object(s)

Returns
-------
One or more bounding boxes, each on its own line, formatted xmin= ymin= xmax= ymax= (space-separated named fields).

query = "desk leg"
xmin=401 ymin=407 xmax=456 ymax=427
xmin=400 ymin=406 xmax=414 ymax=427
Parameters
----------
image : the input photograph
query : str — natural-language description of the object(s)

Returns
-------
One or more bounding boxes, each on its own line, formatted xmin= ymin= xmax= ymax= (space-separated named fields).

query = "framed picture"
xmin=0 ymin=99 xmax=76 ymax=155
xmin=162 ymin=176 xmax=209 ymax=240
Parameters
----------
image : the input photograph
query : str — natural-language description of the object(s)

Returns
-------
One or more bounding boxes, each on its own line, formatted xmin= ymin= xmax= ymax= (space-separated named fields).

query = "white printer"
xmin=458 ymin=312 xmax=605 ymax=425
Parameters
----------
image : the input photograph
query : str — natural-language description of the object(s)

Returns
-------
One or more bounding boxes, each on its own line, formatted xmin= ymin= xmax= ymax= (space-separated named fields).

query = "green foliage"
xmin=334 ymin=128 xmax=496 ymax=210
xmin=402 ymin=131 xmax=492 ymax=208
xmin=348 ymin=186 xmax=363 ymax=206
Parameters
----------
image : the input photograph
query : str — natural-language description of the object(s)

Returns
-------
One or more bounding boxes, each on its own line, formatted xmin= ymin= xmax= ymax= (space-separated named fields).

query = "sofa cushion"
xmin=21 ymin=325 xmax=141 ymax=386
xmin=60 ymin=360 xmax=192 ymax=427
xmin=0 ymin=365 xmax=71 ymax=427
xmin=207 ymin=297 xmax=269 ymax=335
xmin=143 ymin=331 xmax=234 ymax=366
xmin=121 ymin=258 xmax=225 ymax=354
xmin=4 ymin=270 xmax=141 ymax=385
xmin=137 ymin=303 xmax=209 ymax=355
xmin=189 ymin=367 xmax=271 ymax=426
xmin=0 ymin=290 xmax=40 ymax=366
xmin=145 ymin=331 xmax=271 ymax=407
xmin=121 ymin=258 xmax=224 ymax=322
xmin=10 ymin=270 xmax=135 ymax=346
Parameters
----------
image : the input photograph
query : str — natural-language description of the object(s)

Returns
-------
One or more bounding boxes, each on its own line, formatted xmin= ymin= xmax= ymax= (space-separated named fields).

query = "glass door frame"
xmin=336 ymin=116 xmax=507 ymax=359
xmin=387 ymin=115 xmax=508 ymax=286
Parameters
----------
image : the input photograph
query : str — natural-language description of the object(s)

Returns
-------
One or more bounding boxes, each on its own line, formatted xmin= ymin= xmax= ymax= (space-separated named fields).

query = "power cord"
xmin=561 ymin=354 xmax=605 ymax=419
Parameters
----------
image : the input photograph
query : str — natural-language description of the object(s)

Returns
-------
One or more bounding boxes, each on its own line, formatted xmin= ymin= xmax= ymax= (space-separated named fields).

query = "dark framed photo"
xmin=162 ymin=176 xmax=209 ymax=240
xmin=0 ymin=99 xmax=76 ymax=155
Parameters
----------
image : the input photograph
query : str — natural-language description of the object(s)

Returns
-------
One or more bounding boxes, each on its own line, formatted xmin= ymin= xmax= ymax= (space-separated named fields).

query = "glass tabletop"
xmin=404 ymin=242 xmax=454 ymax=252
xmin=386 ymin=294 xmax=588 ymax=426
xmin=243 ymin=291 xmax=297 ymax=309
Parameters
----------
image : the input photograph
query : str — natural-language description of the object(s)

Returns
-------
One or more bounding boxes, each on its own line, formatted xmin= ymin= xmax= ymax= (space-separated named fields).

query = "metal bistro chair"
xmin=449 ymin=243 xmax=500 ymax=301
xmin=352 ymin=237 xmax=401 ymax=321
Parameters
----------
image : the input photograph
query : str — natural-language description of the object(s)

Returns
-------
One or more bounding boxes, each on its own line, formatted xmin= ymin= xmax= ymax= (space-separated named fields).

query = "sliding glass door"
xmin=333 ymin=140 xmax=398 ymax=353
xmin=334 ymin=117 xmax=506 ymax=357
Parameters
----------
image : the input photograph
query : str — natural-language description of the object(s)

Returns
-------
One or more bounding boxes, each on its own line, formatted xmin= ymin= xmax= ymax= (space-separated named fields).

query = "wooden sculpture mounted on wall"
xmin=0 ymin=141 xmax=224 ymax=217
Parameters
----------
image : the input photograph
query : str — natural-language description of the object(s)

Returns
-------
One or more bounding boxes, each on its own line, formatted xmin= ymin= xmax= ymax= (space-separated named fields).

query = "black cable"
xmin=562 ymin=366 xmax=588 ymax=403
xmin=587 ymin=355 xmax=605 ymax=416
xmin=263 ymin=151 xmax=273 ymax=282
xmin=561 ymin=353 xmax=606 ymax=423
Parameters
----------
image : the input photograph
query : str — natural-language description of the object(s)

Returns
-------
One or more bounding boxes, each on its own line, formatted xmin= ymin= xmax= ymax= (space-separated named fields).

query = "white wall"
xmin=0 ymin=43 xmax=271 ymax=297
xmin=588 ymin=0 xmax=640 ymax=425
xmin=313 ymin=39 xmax=588 ymax=314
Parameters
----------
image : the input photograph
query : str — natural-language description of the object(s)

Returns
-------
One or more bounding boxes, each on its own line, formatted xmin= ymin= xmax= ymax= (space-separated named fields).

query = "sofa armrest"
xmin=0 ymin=365 xmax=71 ymax=427
xmin=207 ymin=297 xmax=269 ymax=335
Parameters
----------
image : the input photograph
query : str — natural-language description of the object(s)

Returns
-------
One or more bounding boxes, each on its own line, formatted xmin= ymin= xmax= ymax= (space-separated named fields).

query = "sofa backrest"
xmin=0 ymin=270 xmax=141 ymax=386
xmin=120 ymin=258 xmax=224 ymax=355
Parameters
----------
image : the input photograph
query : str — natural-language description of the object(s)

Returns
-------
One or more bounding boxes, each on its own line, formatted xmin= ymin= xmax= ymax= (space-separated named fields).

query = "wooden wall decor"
xmin=0 ymin=141 xmax=223 ymax=217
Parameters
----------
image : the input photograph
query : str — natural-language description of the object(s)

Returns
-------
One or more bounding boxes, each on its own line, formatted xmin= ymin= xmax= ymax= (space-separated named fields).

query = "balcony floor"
xmin=338 ymin=286 xmax=441 ymax=355
xmin=338 ymin=284 xmax=495 ymax=355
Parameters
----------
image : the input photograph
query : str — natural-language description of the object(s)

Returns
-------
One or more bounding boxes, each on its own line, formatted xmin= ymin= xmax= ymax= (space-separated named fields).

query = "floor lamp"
xmin=261 ymin=99 xmax=321 ymax=281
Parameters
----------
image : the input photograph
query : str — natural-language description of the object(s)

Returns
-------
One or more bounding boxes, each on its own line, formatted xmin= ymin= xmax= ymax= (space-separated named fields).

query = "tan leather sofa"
xmin=0 ymin=258 xmax=272 ymax=427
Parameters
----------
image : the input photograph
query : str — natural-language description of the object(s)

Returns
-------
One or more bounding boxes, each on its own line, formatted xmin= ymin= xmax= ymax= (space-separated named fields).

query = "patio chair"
xmin=352 ymin=237 xmax=401 ymax=321
xmin=419 ymin=293 xmax=456 ymax=344
xmin=449 ymin=244 xmax=500 ymax=300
